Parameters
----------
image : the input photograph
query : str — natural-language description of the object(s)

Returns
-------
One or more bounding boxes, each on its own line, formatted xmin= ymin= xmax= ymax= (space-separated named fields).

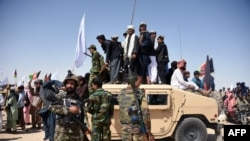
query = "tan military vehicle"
xmin=98 ymin=84 xmax=224 ymax=141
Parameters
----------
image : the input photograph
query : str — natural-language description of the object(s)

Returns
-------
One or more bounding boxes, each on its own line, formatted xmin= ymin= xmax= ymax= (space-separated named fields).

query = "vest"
xmin=119 ymin=87 xmax=144 ymax=124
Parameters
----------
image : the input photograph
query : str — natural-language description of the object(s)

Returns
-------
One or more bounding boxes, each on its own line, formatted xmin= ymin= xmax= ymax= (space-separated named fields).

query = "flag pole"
xmin=178 ymin=22 xmax=182 ymax=60
xmin=84 ymin=52 xmax=92 ymax=57
xmin=72 ymin=63 xmax=75 ymax=73
xmin=130 ymin=0 xmax=137 ymax=25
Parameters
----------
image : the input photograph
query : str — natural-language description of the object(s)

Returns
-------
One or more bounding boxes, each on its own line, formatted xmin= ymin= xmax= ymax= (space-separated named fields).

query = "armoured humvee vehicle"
xmin=87 ymin=84 xmax=224 ymax=141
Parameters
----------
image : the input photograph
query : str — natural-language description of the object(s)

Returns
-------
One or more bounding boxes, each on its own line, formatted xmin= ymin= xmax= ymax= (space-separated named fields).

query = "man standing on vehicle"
xmin=87 ymin=77 xmax=112 ymax=141
xmin=138 ymin=22 xmax=152 ymax=84
xmin=88 ymin=44 xmax=105 ymax=94
xmin=118 ymin=71 xmax=154 ymax=141
xmin=122 ymin=25 xmax=140 ymax=85
xmin=96 ymin=34 xmax=113 ymax=83
xmin=109 ymin=35 xmax=123 ymax=84
xmin=155 ymin=35 xmax=169 ymax=84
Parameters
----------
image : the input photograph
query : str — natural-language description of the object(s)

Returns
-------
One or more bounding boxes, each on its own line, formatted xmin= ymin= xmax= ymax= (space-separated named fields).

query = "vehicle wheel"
xmin=174 ymin=118 xmax=207 ymax=141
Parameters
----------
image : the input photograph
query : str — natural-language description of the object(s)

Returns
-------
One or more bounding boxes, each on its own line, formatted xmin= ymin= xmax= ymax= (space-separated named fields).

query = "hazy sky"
xmin=0 ymin=0 xmax=249 ymax=90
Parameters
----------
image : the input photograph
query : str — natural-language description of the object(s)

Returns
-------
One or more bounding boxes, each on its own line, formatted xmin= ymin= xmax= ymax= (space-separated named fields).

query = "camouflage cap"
xmin=63 ymin=70 xmax=79 ymax=86
xmin=87 ymin=44 xmax=96 ymax=50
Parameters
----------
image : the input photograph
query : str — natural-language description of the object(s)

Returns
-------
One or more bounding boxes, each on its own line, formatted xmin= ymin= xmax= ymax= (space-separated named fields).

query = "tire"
xmin=174 ymin=118 xmax=207 ymax=141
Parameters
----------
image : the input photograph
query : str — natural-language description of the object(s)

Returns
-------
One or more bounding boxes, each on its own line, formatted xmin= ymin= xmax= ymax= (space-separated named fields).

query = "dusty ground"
xmin=0 ymin=111 xmax=44 ymax=141
xmin=0 ymin=111 xmax=224 ymax=141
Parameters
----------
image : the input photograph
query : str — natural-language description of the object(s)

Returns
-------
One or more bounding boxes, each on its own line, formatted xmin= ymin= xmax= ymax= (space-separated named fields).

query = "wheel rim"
xmin=184 ymin=128 xmax=198 ymax=140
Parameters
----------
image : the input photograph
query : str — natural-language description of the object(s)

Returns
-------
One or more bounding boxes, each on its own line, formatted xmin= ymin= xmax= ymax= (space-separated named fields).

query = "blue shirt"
xmin=17 ymin=91 xmax=25 ymax=108
xmin=192 ymin=77 xmax=203 ymax=89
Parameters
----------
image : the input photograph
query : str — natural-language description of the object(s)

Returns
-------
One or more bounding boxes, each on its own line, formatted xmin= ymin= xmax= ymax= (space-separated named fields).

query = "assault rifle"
xmin=44 ymin=82 xmax=89 ymax=133
xmin=127 ymin=69 xmax=149 ymax=140
xmin=49 ymin=93 xmax=88 ymax=132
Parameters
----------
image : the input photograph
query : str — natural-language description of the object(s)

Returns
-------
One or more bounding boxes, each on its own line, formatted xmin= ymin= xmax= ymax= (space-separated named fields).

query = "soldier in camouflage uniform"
xmin=118 ymin=75 xmax=154 ymax=141
xmin=88 ymin=44 xmax=105 ymax=95
xmin=49 ymin=71 xmax=89 ymax=141
xmin=87 ymin=77 xmax=112 ymax=141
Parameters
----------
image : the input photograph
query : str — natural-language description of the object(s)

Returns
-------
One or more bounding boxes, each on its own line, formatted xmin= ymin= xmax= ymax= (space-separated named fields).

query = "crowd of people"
xmin=0 ymin=72 xmax=91 ymax=141
xmin=219 ymin=82 xmax=250 ymax=122
xmin=0 ymin=82 xmax=43 ymax=133
xmin=88 ymin=22 xmax=170 ymax=92
xmin=0 ymin=22 xmax=249 ymax=141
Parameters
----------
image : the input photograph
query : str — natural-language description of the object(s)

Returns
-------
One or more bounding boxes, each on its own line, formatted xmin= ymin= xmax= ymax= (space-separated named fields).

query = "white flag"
xmin=51 ymin=72 xmax=59 ymax=80
xmin=74 ymin=13 xmax=86 ymax=68
xmin=17 ymin=80 xmax=23 ymax=87
xmin=21 ymin=75 xmax=27 ymax=82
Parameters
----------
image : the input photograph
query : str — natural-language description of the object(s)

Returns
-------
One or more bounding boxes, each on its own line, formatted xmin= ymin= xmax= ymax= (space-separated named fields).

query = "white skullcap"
xmin=127 ymin=25 xmax=135 ymax=30
xmin=150 ymin=30 xmax=156 ymax=33
xmin=10 ymin=86 xmax=16 ymax=91
xmin=140 ymin=22 xmax=147 ymax=26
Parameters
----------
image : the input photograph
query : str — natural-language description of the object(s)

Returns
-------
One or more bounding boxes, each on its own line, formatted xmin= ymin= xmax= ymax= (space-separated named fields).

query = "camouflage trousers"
xmin=54 ymin=123 xmax=82 ymax=141
xmin=91 ymin=123 xmax=111 ymax=141
xmin=209 ymin=91 xmax=223 ymax=113
xmin=121 ymin=123 xmax=142 ymax=141
xmin=88 ymin=72 xmax=99 ymax=95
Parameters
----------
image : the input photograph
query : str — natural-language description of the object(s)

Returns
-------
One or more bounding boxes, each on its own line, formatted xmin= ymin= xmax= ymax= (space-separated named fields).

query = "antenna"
xmin=130 ymin=0 xmax=137 ymax=25
xmin=178 ymin=22 xmax=182 ymax=59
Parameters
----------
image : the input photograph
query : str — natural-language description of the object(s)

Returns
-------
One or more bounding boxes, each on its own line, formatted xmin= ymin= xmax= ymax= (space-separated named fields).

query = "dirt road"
xmin=0 ymin=112 xmax=223 ymax=141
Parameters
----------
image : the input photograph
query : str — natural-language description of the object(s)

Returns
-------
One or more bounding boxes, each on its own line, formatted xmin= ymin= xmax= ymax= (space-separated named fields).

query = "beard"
xmin=66 ymin=87 xmax=76 ymax=95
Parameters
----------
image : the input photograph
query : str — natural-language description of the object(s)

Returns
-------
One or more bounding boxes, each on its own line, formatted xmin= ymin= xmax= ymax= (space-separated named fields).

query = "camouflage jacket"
xmin=87 ymin=88 xmax=111 ymax=125
xmin=90 ymin=51 xmax=105 ymax=73
xmin=48 ymin=91 xmax=84 ymax=130
xmin=118 ymin=86 xmax=151 ymax=132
